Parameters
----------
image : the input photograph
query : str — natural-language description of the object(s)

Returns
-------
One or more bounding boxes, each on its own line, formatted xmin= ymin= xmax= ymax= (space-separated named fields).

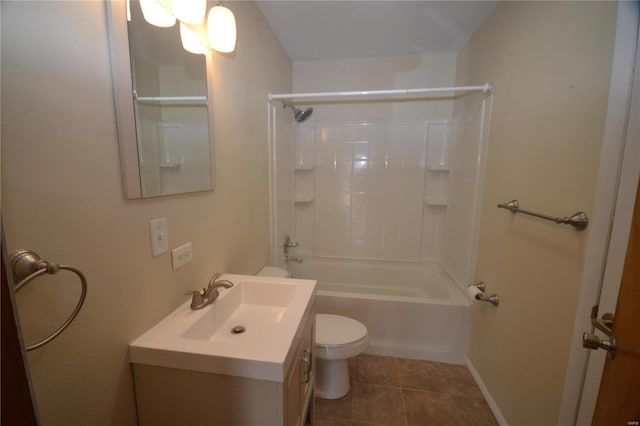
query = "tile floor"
xmin=314 ymin=354 xmax=498 ymax=426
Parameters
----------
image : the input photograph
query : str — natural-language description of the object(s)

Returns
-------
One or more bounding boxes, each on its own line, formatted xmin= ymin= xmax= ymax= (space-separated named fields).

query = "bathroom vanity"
xmin=129 ymin=274 xmax=317 ymax=426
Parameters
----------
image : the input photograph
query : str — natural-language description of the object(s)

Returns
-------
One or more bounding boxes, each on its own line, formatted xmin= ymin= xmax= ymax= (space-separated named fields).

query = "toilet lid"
xmin=316 ymin=314 xmax=367 ymax=347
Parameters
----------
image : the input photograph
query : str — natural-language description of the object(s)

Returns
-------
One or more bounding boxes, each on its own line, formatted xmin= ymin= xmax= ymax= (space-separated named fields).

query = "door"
xmin=591 ymin=180 xmax=640 ymax=425
xmin=1 ymin=234 xmax=40 ymax=425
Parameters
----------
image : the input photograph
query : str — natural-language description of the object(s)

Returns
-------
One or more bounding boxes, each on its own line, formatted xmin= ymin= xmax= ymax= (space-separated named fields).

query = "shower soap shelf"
xmin=427 ymin=165 xmax=450 ymax=172
xmin=425 ymin=197 xmax=448 ymax=207
xmin=294 ymin=195 xmax=314 ymax=204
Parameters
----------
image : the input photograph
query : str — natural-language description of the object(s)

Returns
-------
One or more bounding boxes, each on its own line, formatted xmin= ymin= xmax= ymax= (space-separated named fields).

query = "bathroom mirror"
xmin=107 ymin=0 xmax=214 ymax=199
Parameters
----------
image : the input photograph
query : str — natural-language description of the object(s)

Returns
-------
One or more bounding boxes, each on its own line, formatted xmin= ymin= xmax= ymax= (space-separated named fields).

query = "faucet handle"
xmin=208 ymin=273 xmax=222 ymax=287
xmin=207 ymin=273 xmax=234 ymax=289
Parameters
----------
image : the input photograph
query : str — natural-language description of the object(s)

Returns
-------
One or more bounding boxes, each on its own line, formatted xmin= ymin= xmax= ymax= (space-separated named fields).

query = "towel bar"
xmin=497 ymin=199 xmax=588 ymax=231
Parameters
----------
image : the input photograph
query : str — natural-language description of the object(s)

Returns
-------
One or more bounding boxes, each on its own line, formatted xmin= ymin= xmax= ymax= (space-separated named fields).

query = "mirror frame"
xmin=105 ymin=0 xmax=215 ymax=199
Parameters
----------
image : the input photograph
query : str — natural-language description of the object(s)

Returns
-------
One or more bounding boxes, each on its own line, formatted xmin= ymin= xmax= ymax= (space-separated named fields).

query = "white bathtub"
xmin=289 ymin=258 xmax=470 ymax=364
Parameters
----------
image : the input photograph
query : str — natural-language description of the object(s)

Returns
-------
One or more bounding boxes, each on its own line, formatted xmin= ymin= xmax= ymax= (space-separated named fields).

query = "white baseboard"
xmin=465 ymin=357 xmax=508 ymax=426
xmin=366 ymin=344 xmax=466 ymax=365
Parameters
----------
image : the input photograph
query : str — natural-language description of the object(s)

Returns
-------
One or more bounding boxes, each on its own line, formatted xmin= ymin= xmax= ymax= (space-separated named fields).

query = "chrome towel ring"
xmin=9 ymin=249 xmax=87 ymax=352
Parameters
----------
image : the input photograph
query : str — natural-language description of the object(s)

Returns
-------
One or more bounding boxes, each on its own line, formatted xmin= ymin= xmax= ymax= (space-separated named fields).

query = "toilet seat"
xmin=315 ymin=314 xmax=369 ymax=361
xmin=316 ymin=314 xmax=367 ymax=347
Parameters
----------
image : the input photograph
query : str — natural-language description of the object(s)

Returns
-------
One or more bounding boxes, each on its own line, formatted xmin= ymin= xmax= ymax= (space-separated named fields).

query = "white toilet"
xmin=315 ymin=313 xmax=369 ymax=399
xmin=256 ymin=266 xmax=369 ymax=399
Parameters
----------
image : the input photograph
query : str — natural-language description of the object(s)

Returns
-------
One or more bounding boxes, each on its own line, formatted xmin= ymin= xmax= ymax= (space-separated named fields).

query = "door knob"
xmin=582 ymin=332 xmax=616 ymax=358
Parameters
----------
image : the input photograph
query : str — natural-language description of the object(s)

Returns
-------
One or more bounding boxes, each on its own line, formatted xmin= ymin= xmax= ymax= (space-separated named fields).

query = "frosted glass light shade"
xmin=172 ymin=0 xmax=207 ymax=25
xmin=179 ymin=22 xmax=206 ymax=55
xmin=139 ymin=0 xmax=176 ymax=27
xmin=207 ymin=5 xmax=237 ymax=53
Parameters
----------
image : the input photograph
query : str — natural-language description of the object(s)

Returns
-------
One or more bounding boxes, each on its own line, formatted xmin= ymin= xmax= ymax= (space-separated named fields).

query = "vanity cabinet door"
xmin=300 ymin=319 xmax=314 ymax=417
xmin=285 ymin=311 xmax=315 ymax=426
xmin=285 ymin=343 xmax=303 ymax=426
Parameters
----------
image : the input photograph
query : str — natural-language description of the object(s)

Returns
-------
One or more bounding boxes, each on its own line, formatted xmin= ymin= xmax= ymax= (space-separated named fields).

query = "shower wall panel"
xmin=316 ymin=122 xmax=426 ymax=260
xmin=444 ymin=96 xmax=490 ymax=286
xmin=291 ymin=120 xmax=453 ymax=263
xmin=272 ymin=107 xmax=295 ymax=265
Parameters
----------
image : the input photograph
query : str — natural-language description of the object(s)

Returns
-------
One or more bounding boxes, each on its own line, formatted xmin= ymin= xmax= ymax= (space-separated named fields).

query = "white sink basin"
xmin=182 ymin=279 xmax=295 ymax=342
xmin=129 ymin=274 xmax=316 ymax=382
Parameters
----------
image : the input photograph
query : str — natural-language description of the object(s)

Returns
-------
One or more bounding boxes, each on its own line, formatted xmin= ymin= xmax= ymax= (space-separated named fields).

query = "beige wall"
xmin=1 ymin=1 xmax=291 ymax=425
xmin=457 ymin=2 xmax=617 ymax=425
xmin=293 ymin=53 xmax=457 ymax=122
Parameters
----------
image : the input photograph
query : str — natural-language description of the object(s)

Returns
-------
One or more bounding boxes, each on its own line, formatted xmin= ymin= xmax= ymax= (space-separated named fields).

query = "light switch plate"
xmin=171 ymin=242 xmax=193 ymax=270
xmin=149 ymin=218 xmax=169 ymax=257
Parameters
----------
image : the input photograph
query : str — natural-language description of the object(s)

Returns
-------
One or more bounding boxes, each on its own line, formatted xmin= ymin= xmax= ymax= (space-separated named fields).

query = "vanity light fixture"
xmin=207 ymin=4 xmax=237 ymax=53
xmin=139 ymin=0 xmax=176 ymax=27
xmin=179 ymin=22 xmax=207 ymax=55
xmin=171 ymin=0 xmax=207 ymax=25
xmin=137 ymin=0 xmax=236 ymax=55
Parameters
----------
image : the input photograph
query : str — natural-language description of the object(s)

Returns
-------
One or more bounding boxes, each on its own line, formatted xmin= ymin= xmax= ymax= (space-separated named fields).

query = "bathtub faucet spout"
xmin=286 ymin=255 xmax=303 ymax=264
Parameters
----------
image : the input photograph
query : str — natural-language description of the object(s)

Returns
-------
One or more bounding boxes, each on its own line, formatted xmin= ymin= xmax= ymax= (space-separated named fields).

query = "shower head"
xmin=293 ymin=106 xmax=313 ymax=122
xmin=283 ymin=102 xmax=313 ymax=123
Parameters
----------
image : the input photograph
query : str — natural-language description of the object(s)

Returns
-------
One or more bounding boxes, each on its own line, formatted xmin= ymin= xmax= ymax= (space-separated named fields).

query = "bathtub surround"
xmin=271 ymin=52 xmax=491 ymax=365
xmin=279 ymin=53 xmax=460 ymax=268
xmin=456 ymin=2 xmax=618 ymax=425
xmin=310 ymin=120 xmax=432 ymax=261
xmin=285 ymin=53 xmax=490 ymax=282
xmin=1 ymin=1 xmax=291 ymax=425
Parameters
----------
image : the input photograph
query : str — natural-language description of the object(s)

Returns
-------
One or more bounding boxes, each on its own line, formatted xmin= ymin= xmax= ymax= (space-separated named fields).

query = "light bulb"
xmin=207 ymin=5 xmax=237 ymax=53
xmin=139 ymin=0 xmax=176 ymax=27
xmin=172 ymin=0 xmax=207 ymax=25
xmin=179 ymin=22 xmax=206 ymax=55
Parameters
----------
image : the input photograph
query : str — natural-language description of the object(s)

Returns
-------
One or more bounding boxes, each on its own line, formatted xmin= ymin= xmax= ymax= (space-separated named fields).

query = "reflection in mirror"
xmin=107 ymin=0 xmax=214 ymax=199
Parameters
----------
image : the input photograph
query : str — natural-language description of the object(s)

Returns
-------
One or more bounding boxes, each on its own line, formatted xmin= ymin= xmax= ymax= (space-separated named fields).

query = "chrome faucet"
xmin=185 ymin=273 xmax=234 ymax=310
xmin=283 ymin=235 xmax=303 ymax=264
xmin=283 ymin=235 xmax=299 ymax=255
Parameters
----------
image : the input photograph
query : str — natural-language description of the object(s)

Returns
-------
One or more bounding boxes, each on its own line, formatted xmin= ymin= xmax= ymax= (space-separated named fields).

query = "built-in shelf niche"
xmin=292 ymin=125 xmax=316 ymax=256
xmin=424 ymin=197 xmax=448 ymax=207
xmin=294 ymin=195 xmax=314 ymax=203
xmin=424 ymin=120 xmax=454 ymax=207
xmin=427 ymin=165 xmax=450 ymax=172
xmin=294 ymin=165 xmax=315 ymax=206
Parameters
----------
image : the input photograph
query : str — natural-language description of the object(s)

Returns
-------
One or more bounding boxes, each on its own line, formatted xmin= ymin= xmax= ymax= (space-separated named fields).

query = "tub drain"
xmin=231 ymin=325 xmax=246 ymax=335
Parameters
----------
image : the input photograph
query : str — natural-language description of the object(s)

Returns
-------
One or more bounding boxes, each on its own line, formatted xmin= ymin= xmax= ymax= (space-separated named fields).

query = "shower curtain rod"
xmin=134 ymin=92 xmax=208 ymax=105
xmin=268 ymin=83 xmax=491 ymax=102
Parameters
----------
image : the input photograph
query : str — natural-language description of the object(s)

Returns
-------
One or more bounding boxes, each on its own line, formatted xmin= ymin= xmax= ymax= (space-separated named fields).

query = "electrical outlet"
xmin=149 ymin=218 xmax=169 ymax=257
xmin=171 ymin=242 xmax=192 ymax=270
